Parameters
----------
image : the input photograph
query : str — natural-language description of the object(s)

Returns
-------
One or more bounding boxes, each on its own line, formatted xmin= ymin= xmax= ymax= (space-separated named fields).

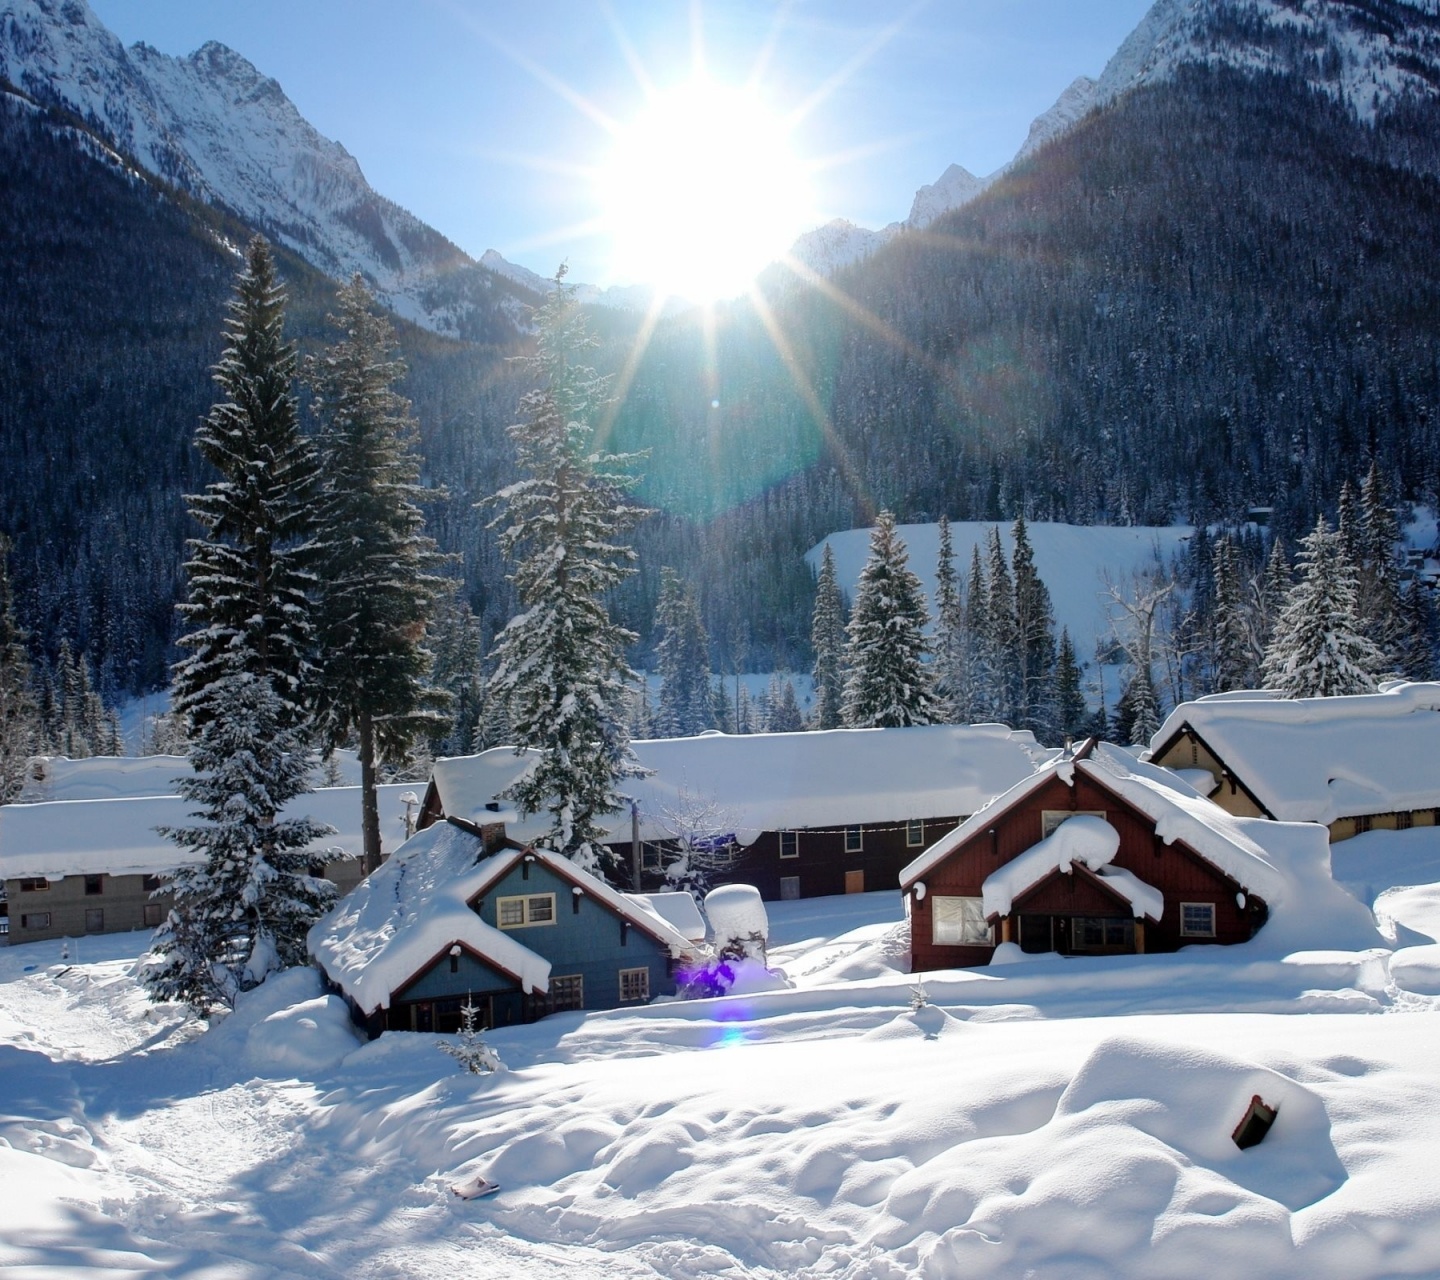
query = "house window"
xmin=1073 ymin=917 xmax=1133 ymax=951
xmin=550 ymin=974 xmax=584 ymax=1011
xmin=932 ymin=896 xmax=991 ymax=946
xmin=143 ymin=903 xmax=164 ymax=927
xmin=84 ymin=875 xmax=103 ymax=896
xmin=1397 ymin=811 xmax=1414 ymax=831
xmin=18 ymin=878 xmax=48 ymax=893
xmin=1180 ymin=902 xmax=1216 ymax=937
xmin=619 ymin=967 xmax=650 ymax=1003
xmin=142 ymin=875 xmax=165 ymax=893
xmin=84 ymin=908 xmax=104 ymax=932
xmin=906 ymin=819 xmax=925 ymax=847
xmin=779 ymin=831 xmax=799 ymax=859
xmin=1040 ymin=810 xmax=1107 ymax=838
xmin=1353 ymin=814 xmax=1373 ymax=835
xmin=844 ymin=826 xmax=863 ymax=853
xmin=496 ymin=894 xmax=556 ymax=929
xmin=780 ymin=876 xmax=800 ymax=900
xmin=22 ymin=912 xmax=51 ymax=930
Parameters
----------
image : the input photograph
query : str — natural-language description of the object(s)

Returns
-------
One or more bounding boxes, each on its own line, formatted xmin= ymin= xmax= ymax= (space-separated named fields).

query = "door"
xmin=844 ymin=870 xmax=865 ymax=894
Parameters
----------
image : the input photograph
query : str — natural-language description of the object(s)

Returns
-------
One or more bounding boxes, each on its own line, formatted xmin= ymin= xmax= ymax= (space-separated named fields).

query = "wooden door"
xmin=844 ymin=870 xmax=865 ymax=894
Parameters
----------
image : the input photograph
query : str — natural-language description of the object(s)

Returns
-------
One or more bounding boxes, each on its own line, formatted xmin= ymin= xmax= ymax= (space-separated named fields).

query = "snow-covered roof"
xmin=431 ymin=725 xmax=1053 ymax=847
xmin=979 ymin=814 xmax=1163 ymax=921
xmin=0 ymin=784 xmax=417 ymax=880
xmin=1148 ymin=682 xmax=1440 ymax=824
xmin=17 ymin=749 xmax=369 ymax=802
xmin=901 ymin=743 xmax=1292 ymax=908
xmin=308 ymin=822 xmax=699 ymax=1014
xmin=623 ymin=891 xmax=707 ymax=944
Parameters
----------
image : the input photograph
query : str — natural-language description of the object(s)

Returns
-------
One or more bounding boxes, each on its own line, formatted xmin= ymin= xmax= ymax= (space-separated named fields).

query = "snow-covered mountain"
xmin=1093 ymin=0 xmax=1440 ymax=119
xmin=0 ymin=0 xmax=541 ymax=334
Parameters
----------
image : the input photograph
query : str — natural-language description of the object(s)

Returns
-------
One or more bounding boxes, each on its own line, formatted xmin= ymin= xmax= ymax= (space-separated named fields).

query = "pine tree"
xmin=654 ymin=569 xmax=713 ymax=737
xmin=810 ymin=543 xmax=847 ymax=730
xmin=1358 ymin=461 xmax=1403 ymax=660
xmin=1114 ymin=665 xmax=1161 ymax=746
xmin=965 ymin=545 xmax=992 ymax=721
xmin=0 ymin=535 xmax=39 ymax=802
xmin=172 ymin=237 xmax=317 ymax=739
xmin=1396 ymin=577 xmax=1440 ymax=680
xmin=985 ymin=527 xmax=1021 ymax=725
xmin=486 ymin=266 xmax=650 ymax=877
xmin=145 ymin=669 xmax=338 ymax=1013
xmin=1011 ymin=516 xmax=1056 ymax=737
xmin=766 ymin=675 xmax=804 ymax=732
xmin=440 ymin=1000 xmax=502 ymax=1074
xmin=1262 ymin=517 xmax=1384 ymax=698
xmin=932 ymin=516 xmax=972 ymax=724
xmin=1054 ymin=628 xmax=1087 ymax=742
xmin=426 ymin=593 xmax=485 ymax=757
xmin=308 ymin=276 xmax=449 ymax=873
xmin=1211 ymin=536 xmax=1252 ymax=692
xmin=842 ymin=511 xmax=938 ymax=728
xmin=1254 ymin=537 xmax=1291 ymax=664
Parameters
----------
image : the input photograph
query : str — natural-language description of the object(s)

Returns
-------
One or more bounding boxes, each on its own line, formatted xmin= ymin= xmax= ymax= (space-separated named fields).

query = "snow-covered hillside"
xmin=4 ymin=821 xmax=1440 ymax=1276
xmin=809 ymin=520 xmax=1194 ymax=674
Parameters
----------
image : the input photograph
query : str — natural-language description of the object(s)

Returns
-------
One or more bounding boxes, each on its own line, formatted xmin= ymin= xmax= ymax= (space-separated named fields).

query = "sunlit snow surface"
xmin=5 ymin=857 xmax=1440 ymax=1277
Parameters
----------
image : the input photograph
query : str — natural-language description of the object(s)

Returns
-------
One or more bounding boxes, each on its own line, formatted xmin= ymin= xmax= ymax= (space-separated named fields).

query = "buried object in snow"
xmin=451 ymin=1174 xmax=501 ymax=1200
xmin=1233 ymin=1094 xmax=1279 ymax=1150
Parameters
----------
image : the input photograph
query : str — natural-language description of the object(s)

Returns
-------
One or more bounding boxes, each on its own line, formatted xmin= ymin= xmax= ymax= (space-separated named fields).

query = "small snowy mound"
xmin=987 ymin=941 xmax=1033 ymax=965
xmin=219 ymin=967 xmax=362 ymax=1077
xmin=1054 ymin=1035 xmax=1345 ymax=1211
xmin=1389 ymin=944 xmax=1440 ymax=995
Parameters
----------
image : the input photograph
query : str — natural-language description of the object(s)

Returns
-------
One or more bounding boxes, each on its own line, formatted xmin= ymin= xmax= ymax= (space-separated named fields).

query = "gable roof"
xmin=901 ymin=742 xmax=1290 ymax=906
xmin=1148 ymin=682 xmax=1440 ymax=824
xmin=430 ymin=724 xmax=1054 ymax=846
xmin=308 ymin=821 xmax=698 ymax=1015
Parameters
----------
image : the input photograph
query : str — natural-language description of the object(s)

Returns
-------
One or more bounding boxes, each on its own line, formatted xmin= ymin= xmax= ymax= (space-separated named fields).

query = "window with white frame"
xmin=779 ymin=830 xmax=799 ymax=859
xmin=906 ymin=819 xmax=925 ymax=847
xmin=844 ymin=825 xmax=863 ymax=853
xmin=1180 ymin=902 xmax=1216 ymax=937
xmin=18 ymin=878 xmax=48 ymax=893
xmin=496 ymin=893 xmax=557 ymax=929
xmin=1040 ymin=810 xmax=1107 ymax=838
xmin=932 ymin=896 xmax=992 ymax=946
xmin=619 ymin=967 xmax=650 ymax=1002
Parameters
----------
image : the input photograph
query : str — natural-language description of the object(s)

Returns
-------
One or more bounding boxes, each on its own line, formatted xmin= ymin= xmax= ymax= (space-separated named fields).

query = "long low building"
xmin=420 ymin=725 xmax=1054 ymax=900
xmin=0 ymin=783 xmax=418 ymax=945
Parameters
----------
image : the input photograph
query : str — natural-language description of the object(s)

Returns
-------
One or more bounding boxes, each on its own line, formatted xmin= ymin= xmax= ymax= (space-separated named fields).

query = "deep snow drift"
xmin=4 ymin=833 xmax=1440 ymax=1277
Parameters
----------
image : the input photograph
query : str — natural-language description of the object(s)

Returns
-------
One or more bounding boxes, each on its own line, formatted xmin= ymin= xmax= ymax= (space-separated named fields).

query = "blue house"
xmin=308 ymin=818 xmax=703 ymax=1036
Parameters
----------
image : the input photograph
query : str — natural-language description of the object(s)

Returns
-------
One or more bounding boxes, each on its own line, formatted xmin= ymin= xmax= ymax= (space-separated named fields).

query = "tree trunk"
xmin=359 ymin=709 xmax=382 ymax=874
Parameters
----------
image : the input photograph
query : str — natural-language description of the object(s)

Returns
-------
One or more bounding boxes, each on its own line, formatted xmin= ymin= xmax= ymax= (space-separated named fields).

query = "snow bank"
xmin=623 ymin=891 xmax=706 ymax=944
xmin=1149 ymin=682 xmax=1440 ymax=824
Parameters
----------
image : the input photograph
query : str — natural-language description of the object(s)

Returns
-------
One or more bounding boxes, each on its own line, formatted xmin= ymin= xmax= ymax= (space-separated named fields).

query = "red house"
xmin=900 ymin=741 xmax=1275 ymax=971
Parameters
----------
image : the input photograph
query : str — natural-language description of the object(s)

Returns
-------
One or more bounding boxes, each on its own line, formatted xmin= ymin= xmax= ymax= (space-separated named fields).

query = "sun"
xmin=599 ymin=80 xmax=813 ymax=303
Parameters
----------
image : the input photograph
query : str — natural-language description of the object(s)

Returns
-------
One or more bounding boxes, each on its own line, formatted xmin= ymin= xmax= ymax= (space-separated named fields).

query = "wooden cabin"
xmin=1147 ymin=683 xmax=1440 ymax=841
xmin=901 ymin=741 xmax=1273 ymax=971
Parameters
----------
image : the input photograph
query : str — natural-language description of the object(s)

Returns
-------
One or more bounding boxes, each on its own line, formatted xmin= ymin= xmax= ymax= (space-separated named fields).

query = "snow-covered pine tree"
xmin=1211 ymin=536 xmax=1252 ymax=692
xmin=146 ymin=668 xmax=338 ymax=1013
xmin=985 ymin=527 xmax=1021 ymax=725
xmin=486 ymin=266 xmax=649 ymax=877
xmin=426 ymin=593 xmax=485 ymax=757
xmin=810 ymin=542 xmax=847 ymax=730
xmin=1261 ymin=517 xmax=1384 ymax=698
xmin=842 ymin=510 xmax=938 ymax=728
xmin=1396 ymin=577 xmax=1440 ymax=680
xmin=965 ymin=545 xmax=993 ymax=721
xmin=0 ymin=535 xmax=39 ymax=802
xmin=932 ymin=515 xmax=971 ymax=724
xmin=1253 ymin=537 xmax=1290 ymax=664
xmin=1054 ymin=628 xmax=1087 ymax=742
xmin=654 ymin=569 xmax=713 ymax=737
xmin=440 ymin=1000 xmax=502 ymax=1074
xmin=172 ymin=237 xmax=317 ymax=741
xmin=1358 ymin=461 xmax=1403 ymax=660
xmin=308 ymin=275 xmax=449 ymax=873
xmin=766 ymin=675 xmax=804 ymax=732
xmin=1011 ymin=516 xmax=1056 ymax=737
xmin=1114 ymin=664 xmax=1161 ymax=746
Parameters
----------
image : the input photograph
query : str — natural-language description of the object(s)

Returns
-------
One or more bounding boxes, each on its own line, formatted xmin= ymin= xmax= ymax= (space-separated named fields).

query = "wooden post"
xmin=1134 ymin=921 xmax=1146 ymax=954
xmin=1000 ymin=916 xmax=1012 ymax=944
xmin=631 ymin=800 xmax=642 ymax=892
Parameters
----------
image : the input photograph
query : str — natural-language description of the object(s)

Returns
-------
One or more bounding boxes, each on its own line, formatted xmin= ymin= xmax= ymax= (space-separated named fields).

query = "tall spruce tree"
xmin=1358 ymin=461 xmax=1403 ymax=661
xmin=932 ymin=516 xmax=973 ymax=723
xmin=1262 ymin=517 xmax=1384 ymax=697
xmin=654 ymin=569 xmax=713 ymax=737
xmin=0 ymin=536 xmax=39 ymax=802
xmin=487 ymin=266 xmax=649 ymax=877
xmin=148 ymin=239 xmax=331 ymax=1012
xmin=842 ymin=511 xmax=938 ymax=728
xmin=810 ymin=543 xmax=847 ymax=730
xmin=965 ymin=545 xmax=992 ymax=721
xmin=985 ymin=527 xmax=1021 ymax=725
xmin=172 ymin=237 xmax=316 ymax=736
xmin=1211 ymin=536 xmax=1252 ymax=692
xmin=308 ymin=276 xmax=448 ymax=872
xmin=1054 ymin=628 xmax=1087 ymax=742
xmin=1011 ymin=516 xmax=1056 ymax=737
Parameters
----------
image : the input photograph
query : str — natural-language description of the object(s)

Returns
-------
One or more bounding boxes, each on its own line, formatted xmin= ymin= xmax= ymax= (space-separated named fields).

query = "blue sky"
xmin=89 ymin=0 xmax=1154 ymax=285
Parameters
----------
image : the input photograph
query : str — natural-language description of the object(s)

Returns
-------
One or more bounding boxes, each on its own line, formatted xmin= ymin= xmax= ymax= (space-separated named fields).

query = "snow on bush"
xmin=704 ymin=884 xmax=769 ymax=961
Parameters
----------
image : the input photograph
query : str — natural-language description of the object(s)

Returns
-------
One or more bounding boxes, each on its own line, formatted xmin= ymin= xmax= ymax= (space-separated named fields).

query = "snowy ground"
xmin=5 ymin=850 xmax=1440 ymax=1277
